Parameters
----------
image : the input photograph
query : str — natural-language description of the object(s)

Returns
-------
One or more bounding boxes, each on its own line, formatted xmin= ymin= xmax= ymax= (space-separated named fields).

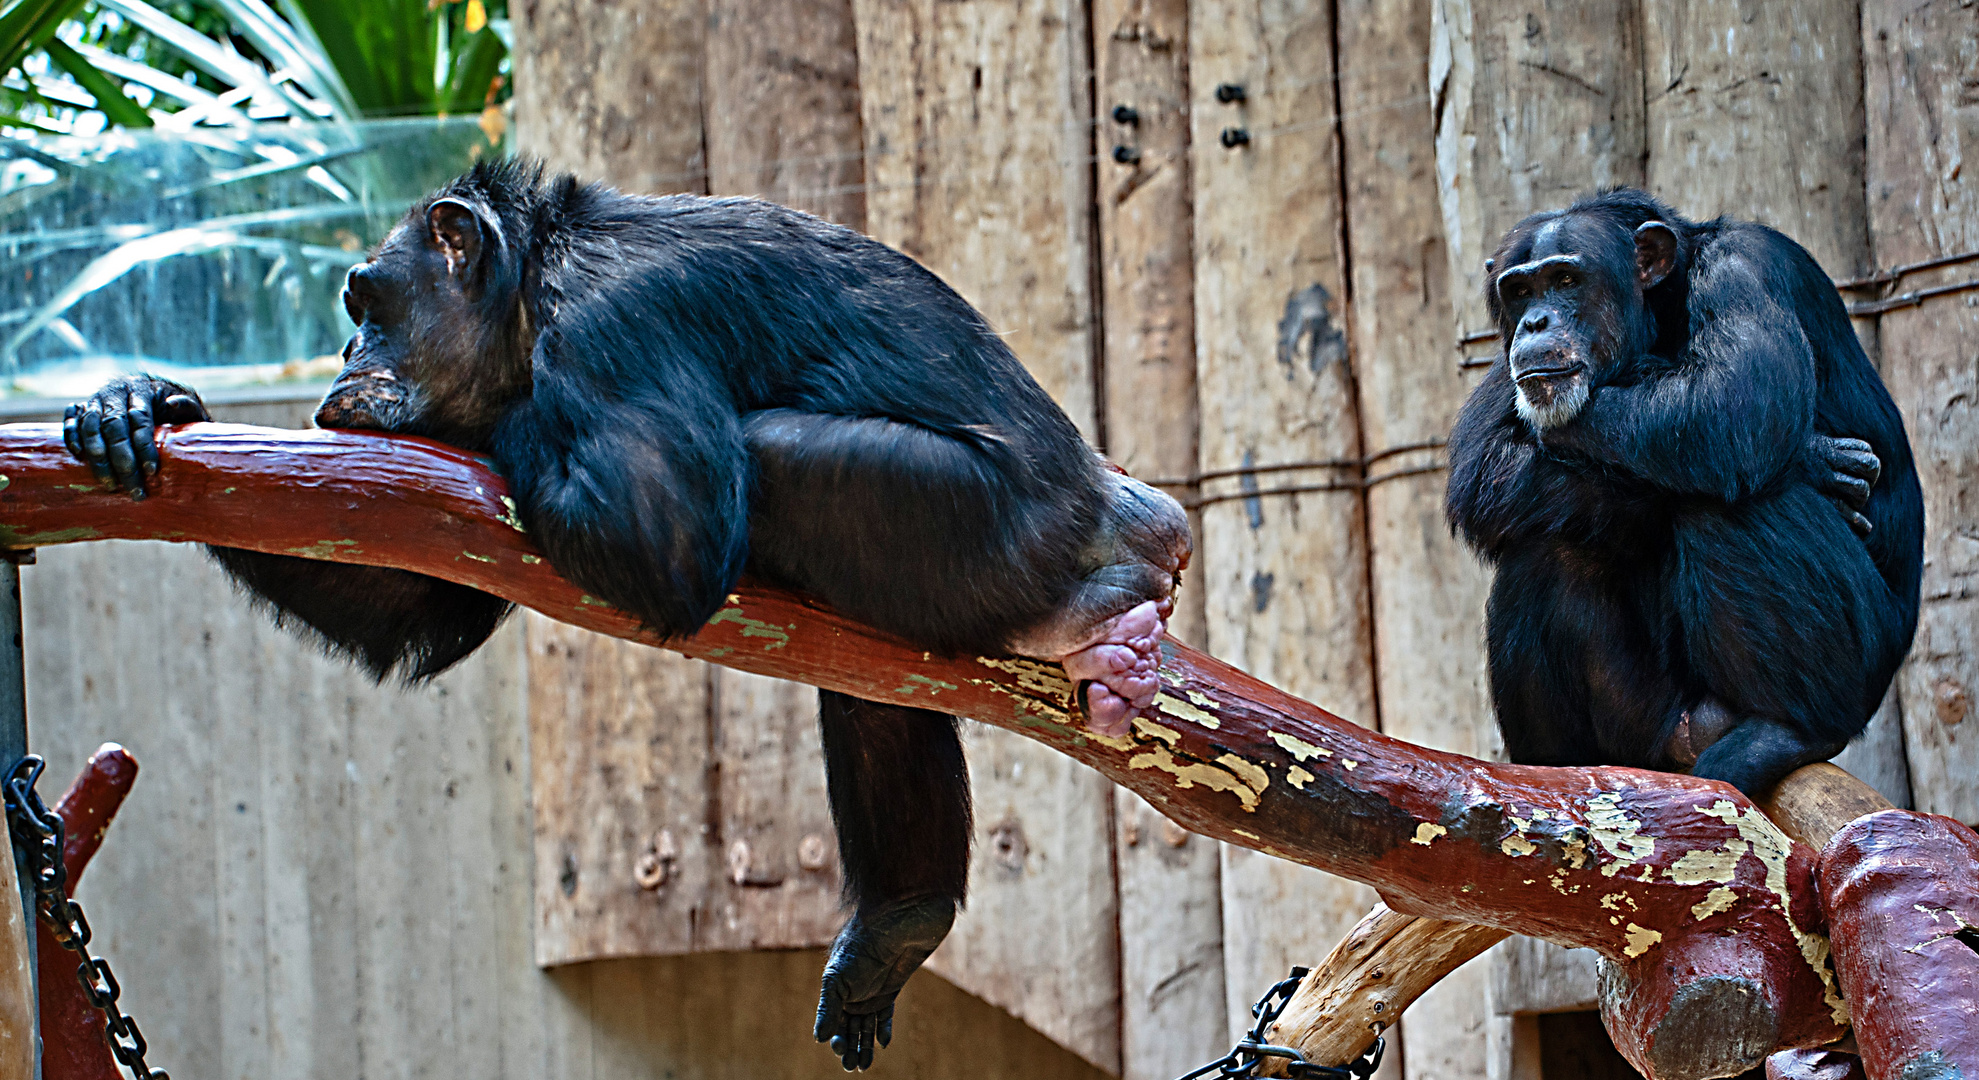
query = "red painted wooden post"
xmin=37 ymin=745 xmax=139 ymax=1080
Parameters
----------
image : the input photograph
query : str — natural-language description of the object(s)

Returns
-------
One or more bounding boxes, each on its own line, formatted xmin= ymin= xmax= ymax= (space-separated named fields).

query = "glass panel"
xmin=0 ymin=116 xmax=500 ymax=401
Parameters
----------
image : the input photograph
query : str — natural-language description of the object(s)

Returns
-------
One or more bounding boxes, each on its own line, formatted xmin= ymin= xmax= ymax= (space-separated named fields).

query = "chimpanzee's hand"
xmin=815 ymin=897 xmax=955 ymax=1071
xmin=63 ymin=375 xmax=209 ymax=501
xmin=1807 ymin=434 xmax=1880 ymax=539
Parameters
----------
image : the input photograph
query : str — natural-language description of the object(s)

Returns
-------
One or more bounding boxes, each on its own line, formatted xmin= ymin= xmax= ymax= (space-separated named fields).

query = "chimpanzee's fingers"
xmin=1832 ymin=471 xmax=1872 ymax=510
xmin=98 ymin=390 xmax=143 ymax=500
xmin=76 ymin=405 xmax=113 ymax=486
xmin=1823 ymin=436 xmax=1881 ymax=483
xmin=62 ymin=404 xmax=82 ymax=461
xmin=876 ymin=1006 xmax=893 ymax=1049
xmin=160 ymin=392 xmax=207 ymax=425
xmin=815 ymin=983 xmax=843 ymax=1043
xmin=1840 ymin=501 xmax=1873 ymax=540
xmin=125 ymin=390 xmax=160 ymax=478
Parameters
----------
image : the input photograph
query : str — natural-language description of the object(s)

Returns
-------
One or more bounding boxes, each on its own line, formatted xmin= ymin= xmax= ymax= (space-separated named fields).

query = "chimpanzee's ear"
xmin=428 ymin=198 xmax=486 ymax=283
xmin=1634 ymin=222 xmax=1678 ymax=290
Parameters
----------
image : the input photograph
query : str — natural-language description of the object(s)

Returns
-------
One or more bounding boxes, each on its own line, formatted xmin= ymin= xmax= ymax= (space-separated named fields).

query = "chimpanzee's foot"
xmin=815 ymin=897 xmax=957 ymax=1071
xmin=1009 ymin=470 xmax=1192 ymax=736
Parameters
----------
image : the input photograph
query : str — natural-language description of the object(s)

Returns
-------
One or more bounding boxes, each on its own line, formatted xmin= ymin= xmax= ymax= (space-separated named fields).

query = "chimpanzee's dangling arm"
xmin=1543 ymin=253 xmax=1819 ymax=503
xmin=492 ymin=360 xmax=752 ymax=640
xmin=64 ymin=375 xmax=514 ymax=681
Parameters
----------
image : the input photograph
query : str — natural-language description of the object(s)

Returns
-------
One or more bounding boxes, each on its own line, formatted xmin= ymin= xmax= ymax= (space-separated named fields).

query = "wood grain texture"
xmin=1641 ymin=0 xmax=1870 ymax=276
xmin=704 ymin=0 xmax=867 ymax=227
xmin=0 ymin=824 xmax=29 ymax=1080
xmin=1112 ymin=789 xmax=1227 ymax=1080
xmin=510 ymin=0 xmax=708 ymax=195
xmin=1185 ymin=0 xmax=1383 ymax=1045
xmin=1860 ymin=0 xmax=1979 ymax=827
xmin=851 ymin=3 xmax=1120 ymax=1067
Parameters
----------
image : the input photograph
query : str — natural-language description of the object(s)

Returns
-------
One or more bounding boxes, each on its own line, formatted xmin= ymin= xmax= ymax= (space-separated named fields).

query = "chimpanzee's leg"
xmin=1487 ymin=543 xmax=1686 ymax=770
xmin=745 ymin=410 xmax=1190 ymax=735
xmin=1672 ymin=485 xmax=1907 ymax=796
xmin=814 ymin=691 xmax=970 ymax=1071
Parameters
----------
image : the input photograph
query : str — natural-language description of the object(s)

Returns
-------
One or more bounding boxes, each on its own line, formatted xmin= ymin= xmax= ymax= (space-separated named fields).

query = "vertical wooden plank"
xmin=1641 ymin=0 xmax=1870 ymax=273
xmin=1425 ymin=2 xmax=1646 ymax=1075
xmin=923 ymin=723 xmax=1123 ymax=1074
xmin=1112 ymin=790 xmax=1226 ymax=1080
xmin=528 ymin=614 xmax=718 ymax=963
xmin=698 ymin=670 xmax=842 ymax=951
xmin=704 ymin=0 xmax=868 ymax=227
xmin=1861 ymin=0 xmax=1979 ymax=825
xmin=1091 ymin=2 xmax=1221 ymax=1076
xmin=855 ymin=0 xmax=1102 ymax=434
xmin=1186 ymin=0 xmax=1383 ymax=1046
xmin=511 ymin=0 xmax=709 ymax=195
xmin=853 ymin=0 xmax=1122 ymax=1069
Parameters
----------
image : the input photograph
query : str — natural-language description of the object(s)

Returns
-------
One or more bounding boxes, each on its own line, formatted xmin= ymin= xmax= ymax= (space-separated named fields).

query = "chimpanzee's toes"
xmin=1059 ymin=599 xmax=1167 ymax=735
xmin=814 ymin=897 xmax=954 ymax=1070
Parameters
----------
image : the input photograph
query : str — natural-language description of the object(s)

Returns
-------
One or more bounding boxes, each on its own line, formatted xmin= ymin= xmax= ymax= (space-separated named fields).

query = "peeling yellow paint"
xmin=706 ymin=607 xmax=791 ymax=650
xmin=497 ymin=495 xmax=527 ymax=532
xmin=1185 ymin=689 xmax=1217 ymax=709
xmin=1667 ymin=839 xmax=1747 ymax=885
xmin=976 ymin=656 xmax=1076 ymax=697
xmin=1127 ymin=746 xmax=1260 ymax=811
xmin=460 ymin=550 xmax=496 ymax=564
xmin=1695 ymin=800 xmax=1849 ymax=1026
xmin=1690 ymin=886 xmax=1738 ymax=921
xmin=1234 ymin=829 xmax=1261 ymax=841
xmin=1270 ymin=732 xmax=1331 ymax=761
xmin=1623 ymin=924 xmax=1662 ymax=958
xmin=1341 ymin=759 xmax=1358 ymax=770
xmin=1217 ymin=753 xmax=1269 ymax=793
xmin=1562 ymin=834 xmax=1590 ymax=870
xmin=1287 ymin=765 xmax=1315 ymax=790
xmin=521 ymin=554 xmax=543 ymax=565
xmin=1133 ymin=717 xmax=1183 ymax=746
xmin=1587 ymin=792 xmax=1656 ymax=877
xmin=1600 ymin=893 xmax=1627 ymax=911
xmin=1154 ymin=692 xmax=1220 ymax=729
xmin=1412 ymin=823 xmax=1448 ymax=846
xmin=1502 ymin=834 xmax=1538 ymax=857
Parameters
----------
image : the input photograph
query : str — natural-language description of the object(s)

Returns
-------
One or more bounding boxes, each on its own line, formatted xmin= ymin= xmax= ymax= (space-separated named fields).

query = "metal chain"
xmin=1170 ymin=967 xmax=1385 ymax=1080
xmin=4 ymin=755 xmax=169 ymax=1080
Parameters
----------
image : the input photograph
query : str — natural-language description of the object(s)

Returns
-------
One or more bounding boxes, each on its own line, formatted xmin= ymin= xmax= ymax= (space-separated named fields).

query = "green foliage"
xmin=1 ymin=0 xmax=508 ymax=132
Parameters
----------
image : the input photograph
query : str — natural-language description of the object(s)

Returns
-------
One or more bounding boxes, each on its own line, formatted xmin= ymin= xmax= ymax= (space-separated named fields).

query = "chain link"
xmin=1170 ymin=967 xmax=1384 ymax=1080
xmin=4 ymin=755 xmax=169 ymax=1080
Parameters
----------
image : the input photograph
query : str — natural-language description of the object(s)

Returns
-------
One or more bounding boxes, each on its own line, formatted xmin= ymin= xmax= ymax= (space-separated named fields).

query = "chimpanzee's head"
xmin=319 ymin=162 xmax=542 ymax=449
xmin=1485 ymin=195 xmax=1680 ymax=431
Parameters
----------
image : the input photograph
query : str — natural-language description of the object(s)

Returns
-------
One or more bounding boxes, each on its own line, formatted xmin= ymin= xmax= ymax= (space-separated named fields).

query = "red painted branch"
xmin=40 ymin=743 xmax=140 ymax=1080
xmin=0 ymin=423 xmax=1848 ymax=1063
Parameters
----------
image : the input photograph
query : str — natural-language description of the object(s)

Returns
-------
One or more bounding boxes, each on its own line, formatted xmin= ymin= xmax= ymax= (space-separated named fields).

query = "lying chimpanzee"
xmin=1447 ymin=188 xmax=1922 ymax=797
xmin=65 ymin=159 xmax=1191 ymax=1071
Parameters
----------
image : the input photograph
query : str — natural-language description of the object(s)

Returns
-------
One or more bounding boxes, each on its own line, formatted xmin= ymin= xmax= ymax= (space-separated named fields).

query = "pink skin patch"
xmin=1057 ymin=599 xmax=1170 ymax=737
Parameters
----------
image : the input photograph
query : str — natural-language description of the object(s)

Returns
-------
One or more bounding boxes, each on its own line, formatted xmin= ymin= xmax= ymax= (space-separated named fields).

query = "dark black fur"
xmin=1446 ymin=188 xmax=1923 ymax=796
xmin=66 ymin=159 xmax=1166 ymax=1071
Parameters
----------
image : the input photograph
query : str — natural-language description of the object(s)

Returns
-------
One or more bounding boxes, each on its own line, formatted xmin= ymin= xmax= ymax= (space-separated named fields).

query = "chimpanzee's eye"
xmin=1557 ymin=273 xmax=1577 ymax=288
xmin=1505 ymin=281 xmax=1529 ymax=300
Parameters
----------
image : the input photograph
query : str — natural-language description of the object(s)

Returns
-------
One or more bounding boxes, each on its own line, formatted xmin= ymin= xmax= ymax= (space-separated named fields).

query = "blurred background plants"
xmin=0 ymin=0 xmax=513 ymax=398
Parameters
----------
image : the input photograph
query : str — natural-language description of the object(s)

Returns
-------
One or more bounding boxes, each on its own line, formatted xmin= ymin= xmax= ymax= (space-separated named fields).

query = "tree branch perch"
xmin=0 ymin=422 xmax=1851 ymax=1069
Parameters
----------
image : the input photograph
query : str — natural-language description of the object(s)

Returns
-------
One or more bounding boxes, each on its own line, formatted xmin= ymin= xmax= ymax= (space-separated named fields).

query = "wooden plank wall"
xmin=15 ymin=0 xmax=1975 ymax=1078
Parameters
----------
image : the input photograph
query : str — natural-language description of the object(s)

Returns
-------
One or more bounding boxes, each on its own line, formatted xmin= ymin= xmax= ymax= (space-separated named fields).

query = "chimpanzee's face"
xmin=318 ymin=196 xmax=529 ymax=450
xmin=1487 ymin=213 xmax=1675 ymax=431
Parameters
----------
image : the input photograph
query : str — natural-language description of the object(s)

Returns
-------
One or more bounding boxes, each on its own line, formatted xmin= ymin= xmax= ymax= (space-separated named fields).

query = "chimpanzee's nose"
xmin=1521 ymin=311 xmax=1550 ymax=334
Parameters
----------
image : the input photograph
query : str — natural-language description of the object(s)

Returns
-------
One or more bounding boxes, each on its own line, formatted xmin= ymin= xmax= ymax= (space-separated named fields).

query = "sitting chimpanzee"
xmin=1446 ymin=188 xmax=1922 ymax=798
xmin=65 ymin=159 xmax=1191 ymax=1071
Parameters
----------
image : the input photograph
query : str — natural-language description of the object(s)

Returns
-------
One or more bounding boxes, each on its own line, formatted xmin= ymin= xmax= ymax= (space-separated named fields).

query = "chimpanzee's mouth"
xmin=1513 ymin=360 xmax=1586 ymax=384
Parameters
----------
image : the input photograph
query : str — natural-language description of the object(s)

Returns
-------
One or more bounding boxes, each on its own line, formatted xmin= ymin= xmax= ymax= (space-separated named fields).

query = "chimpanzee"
xmin=64 ymin=159 xmax=1191 ymax=1070
xmin=1446 ymin=188 xmax=1922 ymax=798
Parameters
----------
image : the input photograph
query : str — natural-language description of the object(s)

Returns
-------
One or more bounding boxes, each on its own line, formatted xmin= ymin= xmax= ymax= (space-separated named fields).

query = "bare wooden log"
xmin=1264 ymin=762 xmax=1899 ymax=1078
xmin=39 ymin=744 xmax=139 ymax=1080
xmin=0 ymin=808 xmax=29 ymax=1080
xmin=0 ymin=421 xmax=1856 ymax=1064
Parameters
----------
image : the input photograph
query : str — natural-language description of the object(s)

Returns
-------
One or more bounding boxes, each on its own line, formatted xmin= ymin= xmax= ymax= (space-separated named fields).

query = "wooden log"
xmin=1818 ymin=810 xmax=1979 ymax=1076
xmin=1861 ymin=0 xmax=1979 ymax=827
xmin=1262 ymin=761 xmax=1898 ymax=1077
xmin=0 ymin=422 xmax=1859 ymax=1067
xmin=39 ymin=744 xmax=139 ymax=1080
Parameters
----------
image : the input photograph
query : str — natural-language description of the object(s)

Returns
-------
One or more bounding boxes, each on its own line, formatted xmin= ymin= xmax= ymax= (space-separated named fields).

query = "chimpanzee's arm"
xmin=65 ymin=375 xmax=513 ymax=680
xmin=1543 ymin=249 xmax=1818 ymax=503
xmin=492 ymin=364 xmax=752 ymax=639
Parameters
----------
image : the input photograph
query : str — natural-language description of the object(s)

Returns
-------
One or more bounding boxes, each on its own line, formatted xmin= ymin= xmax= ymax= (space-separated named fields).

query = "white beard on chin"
xmin=1515 ymin=378 xmax=1588 ymax=431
